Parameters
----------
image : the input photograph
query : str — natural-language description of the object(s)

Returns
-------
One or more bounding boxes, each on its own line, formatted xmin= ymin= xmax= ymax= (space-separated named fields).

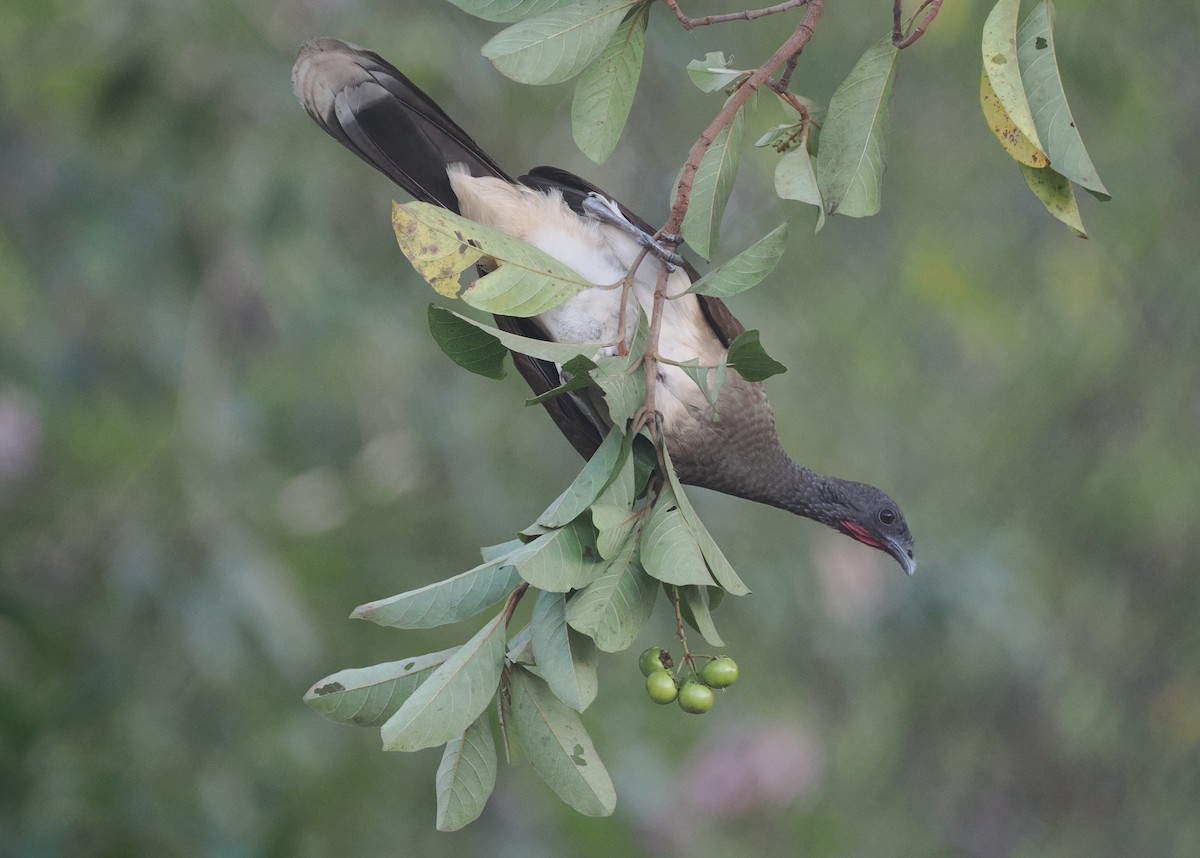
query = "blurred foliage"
xmin=1 ymin=0 xmax=1199 ymax=855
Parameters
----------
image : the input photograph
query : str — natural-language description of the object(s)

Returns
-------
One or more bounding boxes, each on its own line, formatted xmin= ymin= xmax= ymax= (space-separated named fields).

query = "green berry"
xmin=678 ymin=681 xmax=714 ymax=714
xmin=702 ymin=657 xmax=739 ymax=689
xmin=638 ymin=647 xmax=669 ymax=677
xmin=645 ymin=670 xmax=678 ymax=704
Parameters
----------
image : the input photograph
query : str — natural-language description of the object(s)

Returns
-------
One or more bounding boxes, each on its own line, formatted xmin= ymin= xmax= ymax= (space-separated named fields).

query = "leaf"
xmin=537 ymin=427 xmax=627 ymax=528
xmin=680 ymin=95 xmax=747 ymax=259
xmin=817 ymin=36 xmax=900 ymax=218
xmin=445 ymin=0 xmax=574 ymax=24
xmin=435 ymin=714 xmax=498 ymax=831
xmin=532 ymin=590 xmax=599 ymax=711
xmin=640 ymin=483 xmax=716 ymax=587
xmin=661 ymin=445 xmax=750 ymax=595
xmin=507 ymin=665 xmax=616 ymax=816
xmin=1020 ymin=163 xmax=1087 ymax=238
xmin=774 ymin=129 xmax=827 ymax=231
xmin=510 ymin=516 xmax=607 ymax=592
xmin=392 ymin=202 xmax=592 ymax=316
xmin=980 ymin=69 xmax=1049 ymax=168
xmin=681 ymin=585 xmax=725 ymax=647
xmin=381 ymin=613 xmax=507 ymax=752
xmin=727 ymin=329 xmax=787 ymax=382
xmin=676 ymin=358 xmax=727 ymax=410
xmin=427 ymin=305 xmax=509 ymax=379
xmin=1017 ymin=0 xmax=1110 ymax=198
xmin=981 ymin=0 xmax=1046 ymax=156
xmin=433 ymin=308 xmax=604 ymax=364
xmin=686 ymin=52 xmax=747 ymax=93
xmin=507 ymin=622 xmax=535 ymax=664
xmin=482 ymin=538 xmax=524 ymax=563
xmin=687 ymin=223 xmax=789 ymax=298
xmin=590 ymin=503 xmax=635 ymax=560
xmin=353 ymin=558 xmax=521 ymax=630
xmin=590 ymin=309 xmax=648 ymax=423
xmin=565 ymin=538 xmax=656 ymax=652
xmin=572 ymin=10 xmax=646 ymax=163
xmin=525 ymin=354 xmax=598 ymax=405
xmin=482 ymin=1 xmax=636 ymax=86
xmin=304 ymin=649 xmax=459 ymax=727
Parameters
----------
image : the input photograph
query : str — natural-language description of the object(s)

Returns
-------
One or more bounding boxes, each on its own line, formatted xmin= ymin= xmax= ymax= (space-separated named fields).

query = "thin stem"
xmin=503 ymin=582 xmax=530 ymax=626
xmin=617 ymin=246 xmax=652 ymax=356
xmin=893 ymin=0 xmax=943 ymax=49
xmin=669 ymin=586 xmax=694 ymax=668
xmin=665 ymin=0 xmax=810 ymax=31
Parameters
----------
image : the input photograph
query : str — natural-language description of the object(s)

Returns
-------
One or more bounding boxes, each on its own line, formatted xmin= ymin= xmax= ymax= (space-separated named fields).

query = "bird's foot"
xmin=582 ymin=195 xmax=685 ymax=271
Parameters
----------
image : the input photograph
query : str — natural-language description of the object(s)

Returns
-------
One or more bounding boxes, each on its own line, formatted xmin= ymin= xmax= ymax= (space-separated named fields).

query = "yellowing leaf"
xmin=981 ymin=0 xmax=1047 ymax=158
xmin=1020 ymin=163 xmax=1087 ymax=239
xmin=980 ymin=71 xmax=1050 ymax=168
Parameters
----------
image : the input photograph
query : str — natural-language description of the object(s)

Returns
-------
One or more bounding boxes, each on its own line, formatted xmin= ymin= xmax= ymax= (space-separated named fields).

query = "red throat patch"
xmin=838 ymin=520 xmax=885 ymax=551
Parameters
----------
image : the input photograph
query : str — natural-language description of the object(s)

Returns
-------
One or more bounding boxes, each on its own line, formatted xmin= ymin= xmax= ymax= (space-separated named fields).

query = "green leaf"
xmin=433 ymin=308 xmax=604 ymax=365
xmin=1020 ymin=163 xmax=1087 ymax=238
xmin=589 ymin=503 xmax=635 ymax=559
xmin=1017 ymin=0 xmax=1110 ymax=198
xmin=510 ymin=516 xmax=607 ymax=592
xmin=482 ymin=539 xmax=524 ymax=563
xmin=817 ymin=36 xmax=900 ymax=218
xmin=565 ymin=538 xmax=656 ymax=652
xmin=352 ymin=558 xmax=521 ymax=629
xmin=482 ymin=1 xmax=636 ymax=86
xmin=775 ymin=129 xmax=827 ymax=231
xmin=676 ymin=358 xmax=727 ymax=410
xmin=525 ymin=354 xmax=598 ymax=405
xmin=392 ymin=202 xmax=593 ymax=316
xmin=435 ymin=713 xmax=498 ymax=832
xmin=537 ymin=427 xmax=627 ymax=528
xmin=381 ymin=613 xmax=507 ymax=752
xmin=661 ymin=445 xmax=750 ymax=595
xmin=687 ymin=222 xmax=789 ymax=298
xmin=532 ymin=590 xmax=599 ymax=711
xmin=590 ymin=308 xmax=648 ymax=423
xmin=445 ymin=0 xmax=574 ymax=24
xmin=981 ymin=0 xmax=1046 ymax=157
xmin=640 ymin=482 xmax=716 ymax=587
xmin=727 ymin=329 xmax=787 ymax=382
xmin=681 ymin=585 xmax=725 ymax=647
xmin=686 ymin=52 xmax=747 ymax=93
xmin=304 ymin=649 xmax=459 ymax=727
xmin=507 ymin=665 xmax=616 ymax=816
xmin=680 ymin=95 xmax=747 ymax=259
xmin=507 ymin=622 xmax=535 ymax=664
xmin=427 ymin=305 xmax=509 ymax=379
xmin=572 ymin=10 xmax=646 ymax=163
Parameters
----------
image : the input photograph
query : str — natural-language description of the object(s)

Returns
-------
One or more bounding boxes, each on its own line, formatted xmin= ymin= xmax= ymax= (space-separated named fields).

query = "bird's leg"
xmin=582 ymin=194 xmax=686 ymax=270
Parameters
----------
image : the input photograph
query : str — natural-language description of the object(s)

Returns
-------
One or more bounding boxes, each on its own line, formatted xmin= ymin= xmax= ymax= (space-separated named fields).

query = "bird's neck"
xmin=771 ymin=459 xmax=840 ymax=524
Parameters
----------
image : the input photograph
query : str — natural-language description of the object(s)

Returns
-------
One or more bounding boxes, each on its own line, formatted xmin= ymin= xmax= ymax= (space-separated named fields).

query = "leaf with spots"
xmin=392 ymin=201 xmax=593 ymax=317
xmin=381 ymin=612 xmax=506 ymax=752
xmin=304 ymin=648 xmax=459 ymax=727
xmin=981 ymin=0 xmax=1047 ymax=163
xmin=507 ymin=664 xmax=616 ymax=816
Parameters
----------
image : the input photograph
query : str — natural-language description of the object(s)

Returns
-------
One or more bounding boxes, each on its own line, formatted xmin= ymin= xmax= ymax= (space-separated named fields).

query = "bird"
xmin=291 ymin=37 xmax=916 ymax=575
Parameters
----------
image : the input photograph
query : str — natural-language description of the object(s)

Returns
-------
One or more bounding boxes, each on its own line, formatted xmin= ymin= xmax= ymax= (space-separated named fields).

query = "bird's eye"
xmin=878 ymin=508 xmax=896 ymax=526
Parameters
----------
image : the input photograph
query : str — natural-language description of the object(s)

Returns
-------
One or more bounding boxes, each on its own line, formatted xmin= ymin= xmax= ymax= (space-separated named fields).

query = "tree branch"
xmin=893 ymin=0 xmax=943 ymax=49
xmin=664 ymin=0 xmax=810 ymax=31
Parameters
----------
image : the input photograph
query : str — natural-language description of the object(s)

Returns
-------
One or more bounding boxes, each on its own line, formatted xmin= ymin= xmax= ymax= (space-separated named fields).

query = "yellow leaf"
xmin=1020 ymin=163 xmax=1087 ymax=239
xmin=391 ymin=202 xmax=485 ymax=298
xmin=980 ymin=71 xmax=1050 ymax=168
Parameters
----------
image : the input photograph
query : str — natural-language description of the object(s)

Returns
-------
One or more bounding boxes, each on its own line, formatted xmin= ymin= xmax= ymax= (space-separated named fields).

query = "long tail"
xmin=292 ymin=38 xmax=511 ymax=212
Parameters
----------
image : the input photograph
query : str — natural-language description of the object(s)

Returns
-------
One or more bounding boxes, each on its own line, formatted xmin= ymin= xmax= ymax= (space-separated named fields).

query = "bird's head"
xmin=820 ymin=480 xmax=915 ymax=575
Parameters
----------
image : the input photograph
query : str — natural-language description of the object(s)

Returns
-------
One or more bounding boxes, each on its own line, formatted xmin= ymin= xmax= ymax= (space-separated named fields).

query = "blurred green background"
xmin=2 ymin=1 xmax=1198 ymax=855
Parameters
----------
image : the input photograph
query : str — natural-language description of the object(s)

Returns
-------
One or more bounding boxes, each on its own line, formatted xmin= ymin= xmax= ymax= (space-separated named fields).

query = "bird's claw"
xmin=582 ymin=195 xmax=685 ymax=271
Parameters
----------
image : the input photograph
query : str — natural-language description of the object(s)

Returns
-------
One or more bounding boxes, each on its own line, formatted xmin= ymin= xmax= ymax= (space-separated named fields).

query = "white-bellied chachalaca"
xmin=292 ymin=38 xmax=916 ymax=574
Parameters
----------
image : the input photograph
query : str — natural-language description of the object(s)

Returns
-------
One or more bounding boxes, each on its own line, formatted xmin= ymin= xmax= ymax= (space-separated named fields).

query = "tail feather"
xmin=292 ymin=38 xmax=511 ymax=211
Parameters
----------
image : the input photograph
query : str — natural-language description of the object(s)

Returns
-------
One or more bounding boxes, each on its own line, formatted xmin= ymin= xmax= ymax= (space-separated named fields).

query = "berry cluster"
xmin=637 ymin=647 xmax=739 ymax=715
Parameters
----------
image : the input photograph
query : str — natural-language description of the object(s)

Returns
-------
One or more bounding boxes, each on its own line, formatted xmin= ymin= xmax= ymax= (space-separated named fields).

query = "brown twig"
xmin=616 ymin=245 xmax=652 ymax=356
xmin=664 ymin=0 xmax=810 ymax=31
xmin=503 ymin=582 xmax=530 ymax=626
xmin=892 ymin=0 xmax=943 ymax=49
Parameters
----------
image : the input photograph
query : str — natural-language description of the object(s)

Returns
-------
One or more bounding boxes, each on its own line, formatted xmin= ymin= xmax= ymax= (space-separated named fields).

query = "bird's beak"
xmin=884 ymin=536 xmax=916 ymax=576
